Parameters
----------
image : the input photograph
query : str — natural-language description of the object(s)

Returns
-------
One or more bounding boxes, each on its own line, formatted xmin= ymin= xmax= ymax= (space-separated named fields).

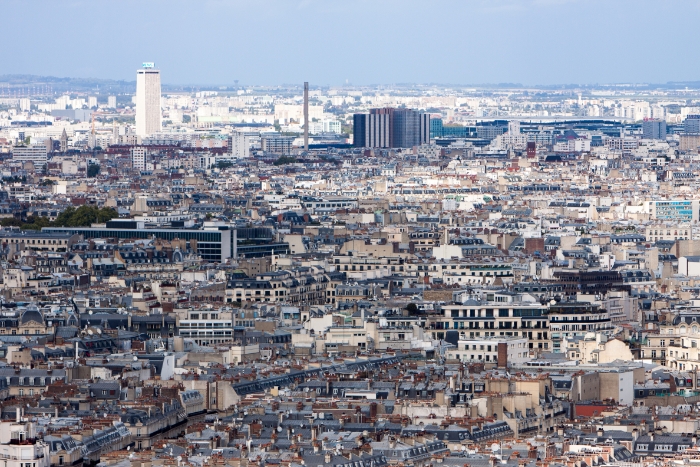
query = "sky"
xmin=4 ymin=0 xmax=700 ymax=86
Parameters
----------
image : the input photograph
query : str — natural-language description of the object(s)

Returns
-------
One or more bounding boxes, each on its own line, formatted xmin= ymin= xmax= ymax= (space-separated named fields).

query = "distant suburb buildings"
xmin=135 ymin=63 xmax=162 ymax=137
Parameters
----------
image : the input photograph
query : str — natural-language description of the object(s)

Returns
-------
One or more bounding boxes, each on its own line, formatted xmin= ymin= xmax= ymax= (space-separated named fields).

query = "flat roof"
xmin=0 ymin=231 xmax=74 ymax=238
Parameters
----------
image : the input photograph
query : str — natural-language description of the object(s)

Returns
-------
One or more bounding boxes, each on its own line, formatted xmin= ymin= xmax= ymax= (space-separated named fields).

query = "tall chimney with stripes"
xmin=303 ymin=82 xmax=309 ymax=151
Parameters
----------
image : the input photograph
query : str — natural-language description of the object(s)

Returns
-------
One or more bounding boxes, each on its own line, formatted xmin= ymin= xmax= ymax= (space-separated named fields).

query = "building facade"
xmin=353 ymin=108 xmax=430 ymax=148
xmin=135 ymin=65 xmax=162 ymax=137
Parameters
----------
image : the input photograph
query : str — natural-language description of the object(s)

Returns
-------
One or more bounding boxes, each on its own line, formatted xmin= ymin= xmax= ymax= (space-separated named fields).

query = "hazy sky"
xmin=5 ymin=0 xmax=700 ymax=86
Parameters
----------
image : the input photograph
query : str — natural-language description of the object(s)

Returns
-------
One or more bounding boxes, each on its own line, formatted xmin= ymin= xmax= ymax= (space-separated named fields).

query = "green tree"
xmin=87 ymin=164 xmax=100 ymax=177
xmin=0 ymin=218 xmax=22 ymax=227
xmin=182 ymin=115 xmax=191 ymax=123
xmin=21 ymin=217 xmax=51 ymax=230
xmin=273 ymin=156 xmax=297 ymax=166
xmin=53 ymin=206 xmax=118 ymax=227
xmin=405 ymin=303 xmax=420 ymax=315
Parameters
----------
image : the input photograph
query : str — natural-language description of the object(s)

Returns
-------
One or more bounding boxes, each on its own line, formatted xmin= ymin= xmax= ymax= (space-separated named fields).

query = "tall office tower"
xmin=228 ymin=132 xmax=251 ymax=158
xmin=642 ymin=118 xmax=667 ymax=140
xmin=392 ymin=108 xmax=421 ymax=148
xmin=131 ymin=146 xmax=147 ymax=170
xmin=419 ymin=113 xmax=431 ymax=145
xmin=353 ymin=111 xmax=391 ymax=148
xmin=353 ymin=108 xmax=429 ymax=148
xmin=135 ymin=63 xmax=162 ymax=137
xmin=685 ymin=115 xmax=700 ymax=134
xmin=508 ymin=120 xmax=521 ymax=134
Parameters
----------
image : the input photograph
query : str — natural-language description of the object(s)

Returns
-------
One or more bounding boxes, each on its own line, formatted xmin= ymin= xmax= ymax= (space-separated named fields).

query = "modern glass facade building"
xmin=353 ymin=108 xmax=430 ymax=148
xmin=642 ymin=118 xmax=667 ymax=140
xmin=430 ymin=118 xmax=477 ymax=138
xmin=650 ymin=200 xmax=700 ymax=222
xmin=44 ymin=227 xmax=231 ymax=262
xmin=42 ymin=226 xmax=290 ymax=262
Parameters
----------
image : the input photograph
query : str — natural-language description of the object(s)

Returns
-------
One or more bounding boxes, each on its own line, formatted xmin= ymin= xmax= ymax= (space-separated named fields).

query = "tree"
xmin=53 ymin=206 xmax=118 ymax=227
xmin=21 ymin=217 xmax=51 ymax=231
xmin=273 ymin=156 xmax=297 ymax=166
xmin=87 ymin=164 xmax=100 ymax=177
xmin=182 ymin=115 xmax=191 ymax=123
xmin=0 ymin=218 xmax=22 ymax=227
xmin=405 ymin=303 xmax=420 ymax=315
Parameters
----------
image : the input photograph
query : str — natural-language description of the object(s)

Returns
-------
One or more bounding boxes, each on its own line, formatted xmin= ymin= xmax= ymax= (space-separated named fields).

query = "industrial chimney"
xmin=303 ymin=82 xmax=309 ymax=151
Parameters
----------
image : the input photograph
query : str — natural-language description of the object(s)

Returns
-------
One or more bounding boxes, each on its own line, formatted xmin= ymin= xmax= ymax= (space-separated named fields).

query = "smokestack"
xmin=303 ymin=82 xmax=309 ymax=151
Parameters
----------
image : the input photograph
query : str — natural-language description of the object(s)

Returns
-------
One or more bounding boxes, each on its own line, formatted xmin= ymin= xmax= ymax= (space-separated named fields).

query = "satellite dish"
xmin=87 ymin=330 xmax=93 ymax=335
xmin=549 ymin=299 xmax=556 ymax=305
xmin=126 ymin=446 xmax=130 ymax=451
xmin=133 ymin=356 xmax=138 ymax=362
xmin=88 ymin=310 xmax=93 ymax=315
xmin=277 ymin=426 xmax=282 ymax=432
xmin=491 ymin=443 xmax=500 ymax=453
xmin=97 ymin=329 xmax=102 ymax=334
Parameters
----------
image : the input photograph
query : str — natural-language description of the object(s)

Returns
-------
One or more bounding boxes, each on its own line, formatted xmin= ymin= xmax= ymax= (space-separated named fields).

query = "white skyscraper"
xmin=135 ymin=63 xmax=162 ymax=137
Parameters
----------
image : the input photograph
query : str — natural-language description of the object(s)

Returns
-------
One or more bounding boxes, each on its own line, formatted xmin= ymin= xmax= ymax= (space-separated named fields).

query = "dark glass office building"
xmin=353 ymin=108 xmax=430 ymax=148
xmin=42 ymin=226 xmax=288 ymax=262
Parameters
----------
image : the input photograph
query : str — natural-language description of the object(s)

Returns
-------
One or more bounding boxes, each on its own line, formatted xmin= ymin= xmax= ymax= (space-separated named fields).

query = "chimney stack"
xmin=303 ymin=82 xmax=309 ymax=152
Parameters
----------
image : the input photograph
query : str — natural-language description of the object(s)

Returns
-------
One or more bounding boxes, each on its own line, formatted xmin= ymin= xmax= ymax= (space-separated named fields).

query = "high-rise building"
xmin=642 ymin=118 xmax=667 ymax=140
xmin=12 ymin=144 xmax=48 ymax=170
xmin=107 ymin=95 xmax=117 ymax=108
xmin=228 ymin=132 xmax=251 ymax=158
xmin=685 ymin=115 xmax=700 ymax=135
xmin=353 ymin=108 xmax=430 ymax=148
xmin=131 ymin=146 xmax=147 ymax=170
xmin=88 ymin=96 xmax=97 ymax=108
xmin=135 ymin=63 xmax=162 ymax=137
xmin=261 ymin=134 xmax=294 ymax=154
